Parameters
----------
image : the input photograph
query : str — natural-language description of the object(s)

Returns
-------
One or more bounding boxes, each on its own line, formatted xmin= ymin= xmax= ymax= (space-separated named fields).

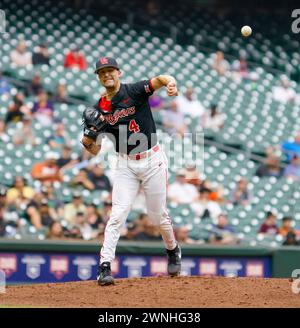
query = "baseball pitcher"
xmin=82 ymin=57 xmax=181 ymax=285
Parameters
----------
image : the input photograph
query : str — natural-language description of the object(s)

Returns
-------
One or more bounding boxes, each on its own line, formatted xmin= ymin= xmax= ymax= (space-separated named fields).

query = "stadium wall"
xmin=0 ymin=240 xmax=298 ymax=282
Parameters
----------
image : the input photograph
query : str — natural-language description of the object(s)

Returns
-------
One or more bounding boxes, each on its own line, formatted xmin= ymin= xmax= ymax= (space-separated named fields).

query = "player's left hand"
xmin=166 ymin=82 xmax=178 ymax=96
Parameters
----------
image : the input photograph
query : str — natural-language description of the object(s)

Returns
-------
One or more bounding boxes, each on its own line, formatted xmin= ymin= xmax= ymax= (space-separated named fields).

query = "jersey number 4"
xmin=129 ymin=119 xmax=140 ymax=133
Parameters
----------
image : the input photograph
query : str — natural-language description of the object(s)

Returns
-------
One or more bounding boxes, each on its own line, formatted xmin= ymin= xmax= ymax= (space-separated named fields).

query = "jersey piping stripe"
xmin=149 ymin=79 xmax=154 ymax=92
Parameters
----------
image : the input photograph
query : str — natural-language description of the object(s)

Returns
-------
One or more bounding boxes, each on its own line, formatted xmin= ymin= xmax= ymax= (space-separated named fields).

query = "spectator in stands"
xmin=184 ymin=163 xmax=202 ymax=188
xmin=0 ymin=119 xmax=7 ymax=138
xmin=0 ymin=205 xmax=6 ymax=237
xmin=74 ymin=211 xmax=95 ymax=240
xmin=6 ymin=176 xmax=35 ymax=204
xmin=231 ymin=54 xmax=259 ymax=83
xmin=71 ymin=169 xmax=94 ymax=190
xmin=32 ymin=43 xmax=50 ymax=66
xmin=31 ymin=90 xmax=54 ymax=126
xmin=0 ymin=186 xmax=7 ymax=207
xmin=0 ymin=188 xmax=16 ymax=234
xmin=278 ymin=216 xmax=296 ymax=238
xmin=51 ymin=83 xmax=69 ymax=103
xmin=124 ymin=213 xmax=161 ymax=241
xmin=191 ymin=187 xmax=222 ymax=220
xmin=25 ymin=74 xmax=43 ymax=96
xmin=47 ymin=121 xmax=71 ymax=150
xmin=212 ymin=51 xmax=229 ymax=76
xmin=168 ymin=169 xmax=199 ymax=204
xmin=0 ymin=119 xmax=9 ymax=143
xmin=258 ymin=211 xmax=279 ymax=235
xmin=10 ymin=40 xmax=32 ymax=67
xmin=174 ymin=225 xmax=197 ymax=244
xmin=31 ymin=152 xmax=63 ymax=183
xmin=38 ymin=198 xmax=55 ymax=227
xmin=64 ymin=191 xmax=86 ymax=224
xmin=0 ymin=187 xmax=8 ymax=236
xmin=281 ymin=133 xmax=300 ymax=162
xmin=283 ymin=155 xmax=300 ymax=181
xmin=255 ymin=154 xmax=283 ymax=178
xmin=282 ymin=231 xmax=300 ymax=246
xmin=87 ymin=164 xmax=112 ymax=192
xmin=162 ymin=100 xmax=187 ymax=137
xmin=149 ymin=94 xmax=165 ymax=111
xmin=0 ymin=70 xmax=12 ymax=95
xmin=5 ymin=92 xmax=28 ymax=124
xmin=175 ymin=88 xmax=205 ymax=118
xmin=57 ymin=145 xmax=78 ymax=171
xmin=41 ymin=182 xmax=64 ymax=220
xmin=209 ymin=213 xmax=237 ymax=245
xmin=63 ymin=46 xmax=87 ymax=70
xmin=230 ymin=177 xmax=252 ymax=206
xmin=46 ymin=221 xmax=65 ymax=239
xmin=231 ymin=55 xmax=249 ymax=83
xmin=272 ymin=75 xmax=296 ymax=104
xmin=201 ymin=103 xmax=225 ymax=132
xmin=63 ymin=224 xmax=83 ymax=239
xmin=24 ymin=192 xmax=46 ymax=229
xmin=86 ymin=203 xmax=104 ymax=233
xmin=204 ymin=181 xmax=225 ymax=204
xmin=13 ymin=115 xmax=37 ymax=146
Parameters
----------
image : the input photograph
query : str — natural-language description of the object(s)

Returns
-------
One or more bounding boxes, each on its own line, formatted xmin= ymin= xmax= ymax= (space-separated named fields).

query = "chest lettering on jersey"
xmin=104 ymin=106 xmax=136 ymax=125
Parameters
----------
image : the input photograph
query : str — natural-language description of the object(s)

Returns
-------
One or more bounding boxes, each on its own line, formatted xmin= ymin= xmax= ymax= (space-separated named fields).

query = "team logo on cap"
xmin=99 ymin=57 xmax=108 ymax=64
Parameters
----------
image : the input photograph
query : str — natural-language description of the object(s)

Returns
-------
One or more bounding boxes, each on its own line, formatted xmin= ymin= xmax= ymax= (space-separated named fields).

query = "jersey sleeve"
xmin=128 ymin=79 xmax=154 ymax=99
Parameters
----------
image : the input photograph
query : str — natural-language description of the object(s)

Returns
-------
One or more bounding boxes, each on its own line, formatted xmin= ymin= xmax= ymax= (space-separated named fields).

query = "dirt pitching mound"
xmin=0 ymin=276 xmax=299 ymax=308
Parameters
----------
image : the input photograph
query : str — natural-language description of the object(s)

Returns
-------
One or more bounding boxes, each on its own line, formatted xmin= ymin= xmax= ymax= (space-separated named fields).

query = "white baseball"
xmin=241 ymin=25 xmax=252 ymax=37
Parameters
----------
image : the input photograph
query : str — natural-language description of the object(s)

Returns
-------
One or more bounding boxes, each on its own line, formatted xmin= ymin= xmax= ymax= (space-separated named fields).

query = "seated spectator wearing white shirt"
xmin=201 ymin=103 xmax=225 ymax=132
xmin=168 ymin=169 xmax=199 ymax=204
xmin=191 ymin=187 xmax=222 ymax=221
xmin=231 ymin=55 xmax=258 ymax=84
xmin=10 ymin=40 xmax=32 ymax=67
xmin=13 ymin=115 xmax=37 ymax=146
xmin=272 ymin=75 xmax=296 ymax=104
xmin=212 ymin=51 xmax=230 ymax=76
xmin=162 ymin=100 xmax=187 ymax=137
xmin=175 ymin=88 xmax=205 ymax=118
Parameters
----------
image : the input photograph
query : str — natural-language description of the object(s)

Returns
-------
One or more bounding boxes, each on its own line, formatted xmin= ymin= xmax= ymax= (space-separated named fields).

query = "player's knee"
xmin=109 ymin=204 xmax=131 ymax=224
xmin=147 ymin=210 xmax=164 ymax=226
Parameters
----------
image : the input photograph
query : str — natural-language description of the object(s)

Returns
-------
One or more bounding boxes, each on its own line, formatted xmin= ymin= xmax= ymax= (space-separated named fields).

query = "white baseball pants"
xmin=100 ymin=145 xmax=177 ymax=264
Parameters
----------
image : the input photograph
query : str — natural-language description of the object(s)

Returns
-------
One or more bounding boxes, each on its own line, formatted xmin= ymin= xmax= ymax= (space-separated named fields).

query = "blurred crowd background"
xmin=1 ymin=0 xmax=300 ymax=247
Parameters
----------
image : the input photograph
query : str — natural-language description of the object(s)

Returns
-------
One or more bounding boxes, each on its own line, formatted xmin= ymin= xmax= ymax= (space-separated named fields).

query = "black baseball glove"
xmin=82 ymin=107 xmax=107 ymax=141
xmin=81 ymin=107 xmax=107 ymax=154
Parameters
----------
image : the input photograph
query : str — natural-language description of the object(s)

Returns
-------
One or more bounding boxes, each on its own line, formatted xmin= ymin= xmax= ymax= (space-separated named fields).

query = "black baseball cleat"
xmin=97 ymin=262 xmax=115 ymax=286
xmin=166 ymin=244 xmax=181 ymax=276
